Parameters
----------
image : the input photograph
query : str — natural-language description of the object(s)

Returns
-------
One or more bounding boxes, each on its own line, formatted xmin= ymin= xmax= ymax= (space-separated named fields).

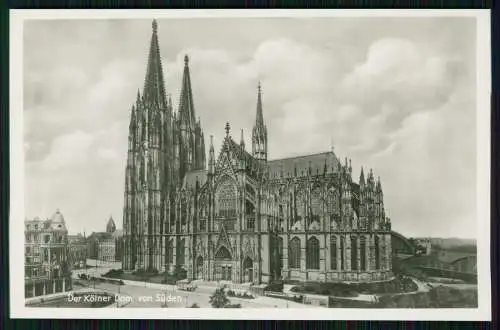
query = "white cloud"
xmin=22 ymin=19 xmax=477 ymax=238
xmin=41 ymin=131 xmax=94 ymax=171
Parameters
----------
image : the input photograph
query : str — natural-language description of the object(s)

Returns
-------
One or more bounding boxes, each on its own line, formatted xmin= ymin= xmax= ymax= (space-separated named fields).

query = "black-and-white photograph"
xmin=10 ymin=10 xmax=491 ymax=320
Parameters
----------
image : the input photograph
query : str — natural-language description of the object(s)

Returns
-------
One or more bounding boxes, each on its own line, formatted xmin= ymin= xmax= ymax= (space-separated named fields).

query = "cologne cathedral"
xmin=122 ymin=20 xmax=393 ymax=284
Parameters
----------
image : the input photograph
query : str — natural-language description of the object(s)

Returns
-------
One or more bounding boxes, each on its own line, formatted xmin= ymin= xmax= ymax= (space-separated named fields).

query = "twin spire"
xmin=142 ymin=19 xmax=167 ymax=108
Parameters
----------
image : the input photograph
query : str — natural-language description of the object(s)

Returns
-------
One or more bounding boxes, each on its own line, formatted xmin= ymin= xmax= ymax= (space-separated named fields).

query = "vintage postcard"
xmin=10 ymin=9 xmax=491 ymax=320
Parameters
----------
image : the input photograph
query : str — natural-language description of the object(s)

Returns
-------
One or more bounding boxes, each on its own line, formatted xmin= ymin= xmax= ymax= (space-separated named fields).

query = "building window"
xmin=246 ymin=200 xmax=255 ymax=231
xmin=360 ymin=235 xmax=366 ymax=271
xmin=340 ymin=237 xmax=345 ymax=270
xmin=176 ymin=239 xmax=185 ymax=266
xmin=181 ymin=201 xmax=187 ymax=227
xmin=217 ymin=177 xmax=237 ymax=230
xmin=310 ymin=188 xmax=321 ymax=225
xmin=44 ymin=235 xmax=50 ymax=243
xmin=217 ymin=178 xmax=237 ymax=218
xmin=351 ymin=236 xmax=358 ymax=271
xmin=295 ymin=191 xmax=306 ymax=224
xmin=306 ymin=236 xmax=320 ymax=270
xmin=199 ymin=217 xmax=206 ymax=231
xmin=277 ymin=237 xmax=283 ymax=268
xmin=288 ymin=237 xmax=301 ymax=269
xmin=330 ymin=236 xmax=337 ymax=270
xmin=375 ymin=236 xmax=380 ymax=270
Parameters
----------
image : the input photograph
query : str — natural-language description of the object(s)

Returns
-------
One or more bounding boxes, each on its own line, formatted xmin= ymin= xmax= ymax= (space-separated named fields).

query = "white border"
xmin=10 ymin=9 xmax=492 ymax=320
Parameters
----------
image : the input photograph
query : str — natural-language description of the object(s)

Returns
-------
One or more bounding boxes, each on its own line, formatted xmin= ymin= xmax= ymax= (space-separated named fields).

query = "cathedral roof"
xmin=183 ymin=169 xmax=208 ymax=189
xmin=267 ymin=151 xmax=341 ymax=178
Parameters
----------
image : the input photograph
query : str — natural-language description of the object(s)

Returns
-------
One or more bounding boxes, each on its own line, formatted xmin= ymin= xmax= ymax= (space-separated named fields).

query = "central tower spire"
xmin=252 ymin=82 xmax=268 ymax=161
xmin=142 ymin=19 xmax=167 ymax=108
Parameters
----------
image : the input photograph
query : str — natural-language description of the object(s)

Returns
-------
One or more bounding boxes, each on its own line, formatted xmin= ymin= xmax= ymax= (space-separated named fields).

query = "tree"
xmin=209 ymin=288 xmax=230 ymax=308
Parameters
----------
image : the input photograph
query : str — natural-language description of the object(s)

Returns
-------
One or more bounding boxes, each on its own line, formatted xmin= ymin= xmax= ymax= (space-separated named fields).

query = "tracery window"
xmin=295 ymin=190 xmax=306 ymax=224
xmin=176 ymin=239 xmax=185 ymax=265
xmin=245 ymin=200 xmax=255 ymax=231
xmin=306 ymin=236 xmax=320 ymax=270
xmin=330 ymin=236 xmax=337 ymax=270
xmin=340 ymin=237 xmax=345 ymax=270
xmin=310 ymin=187 xmax=322 ymax=225
xmin=288 ymin=237 xmax=301 ymax=269
xmin=360 ymin=235 xmax=366 ymax=271
xmin=181 ymin=199 xmax=188 ymax=227
xmin=217 ymin=179 xmax=237 ymax=218
xmin=199 ymin=197 xmax=207 ymax=232
xmin=351 ymin=236 xmax=358 ymax=271
xmin=375 ymin=236 xmax=380 ymax=269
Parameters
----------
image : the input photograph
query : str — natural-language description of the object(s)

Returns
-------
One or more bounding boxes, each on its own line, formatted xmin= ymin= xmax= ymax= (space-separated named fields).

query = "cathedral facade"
xmin=122 ymin=20 xmax=393 ymax=284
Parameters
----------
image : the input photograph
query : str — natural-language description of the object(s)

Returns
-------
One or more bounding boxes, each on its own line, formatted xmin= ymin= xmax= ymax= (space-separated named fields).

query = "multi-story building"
xmin=24 ymin=210 xmax=72 ymax=298
xmin=122 ymin=20 xmax=393 ymax=284
xmin=68 ymin=233 xmax=88 ymax=268
xmin=87 ymin=216 xmax=124 ymax=263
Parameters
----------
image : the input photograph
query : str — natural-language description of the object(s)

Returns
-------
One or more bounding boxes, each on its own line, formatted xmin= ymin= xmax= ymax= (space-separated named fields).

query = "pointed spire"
xmin=142 ymin=19 xmax=167 ymax=109
xmin=360 ymin=167 xmax=365 ymax=185
xmin=256 ymin=82 xmax=264 ymax=127
xmin=178 ymin=54 xmax=196 ymax=128
xmin=240 ymin=129 xmax=245 ymax=149
xmin=225 ymin=122 xmax=231 ymax=137
xmin=208 ymin=135 xmax=215 ymax=175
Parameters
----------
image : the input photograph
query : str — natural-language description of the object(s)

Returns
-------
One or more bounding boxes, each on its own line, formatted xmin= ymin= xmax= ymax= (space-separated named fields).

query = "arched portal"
xmin=214 ymin=246 xmax=232 ymax=281
xmin=196 ymin=256 xmax=204 ymax=280
xmin=243 ymin=257 xmax=254 ymax=283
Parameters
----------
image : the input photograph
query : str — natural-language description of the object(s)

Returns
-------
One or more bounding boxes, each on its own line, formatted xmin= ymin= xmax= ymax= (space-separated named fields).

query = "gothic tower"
xmin=252 ymin=83 xmax=268 ymax=161
xmin=123 ymin=20 xmax=173 ymax=272
xmin=178 ymin=55 xmax=206 ymax=181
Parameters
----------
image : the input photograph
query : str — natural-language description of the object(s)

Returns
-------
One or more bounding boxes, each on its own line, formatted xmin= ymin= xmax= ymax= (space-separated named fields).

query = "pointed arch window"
xmin=375 ymin=236 xmax=380 ymax=270
xmin=216 ymin=178 xmax=237 ymax=231
xmin=288 ymin=237 xmax=301 ymax=269
xmin=216 ymin=178 xmax=237 ymax=218
xmin=306 ymin=236 xmax=320 ymax=270
xmin=340 ymin=237 xmax=345 ymax=270
xmin=351 ymin=236 xmax=358 ymax=271
xmin=199 ymin=196 xmax=207 ymax=232
xmin=330 ymin=236 xmax=337 ymax=270
xmin=295 ymin=190 xmax=306 ymax=224
xmin=310 ymin=187 xmax=322 ymax=225
xmin=176 ymin=239 xmax=185 ymax=266
xmin=360 ymin=235 xmax=366 ymax=271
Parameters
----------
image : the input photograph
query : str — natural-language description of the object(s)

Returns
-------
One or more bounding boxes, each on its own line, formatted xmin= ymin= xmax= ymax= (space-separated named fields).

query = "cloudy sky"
xmin=23 ymin=17 xmax=477 ymax=238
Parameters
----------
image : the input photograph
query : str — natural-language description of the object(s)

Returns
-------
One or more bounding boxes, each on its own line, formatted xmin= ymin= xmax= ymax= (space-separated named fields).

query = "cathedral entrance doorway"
xmin=214 ymin=246 xmax=232 ymax=281
xmin=243 ymin=257 xmax=253 ymax=283
xmin=196 ymin=256 xmax=204 ymax=280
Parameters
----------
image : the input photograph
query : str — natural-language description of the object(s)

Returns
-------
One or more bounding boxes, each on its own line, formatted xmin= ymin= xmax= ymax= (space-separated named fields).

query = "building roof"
xmin=106 ymin=216 xmax=116 ymax=233
xmin=267 ymin=151 xmax=341 ymax=178
xmin=88 ymin=232 xmax=113 ymax=241
xmin=51 ymin=209 xmax=65 ymax=224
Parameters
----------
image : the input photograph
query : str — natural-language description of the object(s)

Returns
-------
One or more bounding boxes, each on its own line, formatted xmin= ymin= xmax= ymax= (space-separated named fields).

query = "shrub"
xmin=190 ymin=303 xmax=200 ymax=308
xmin=209 ymin=288 xmax=230 ymax=308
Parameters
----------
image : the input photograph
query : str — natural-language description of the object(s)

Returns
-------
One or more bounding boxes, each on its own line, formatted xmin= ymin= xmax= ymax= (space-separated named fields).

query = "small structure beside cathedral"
xmin=122 ymin=20 xmax=393 ymax=284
